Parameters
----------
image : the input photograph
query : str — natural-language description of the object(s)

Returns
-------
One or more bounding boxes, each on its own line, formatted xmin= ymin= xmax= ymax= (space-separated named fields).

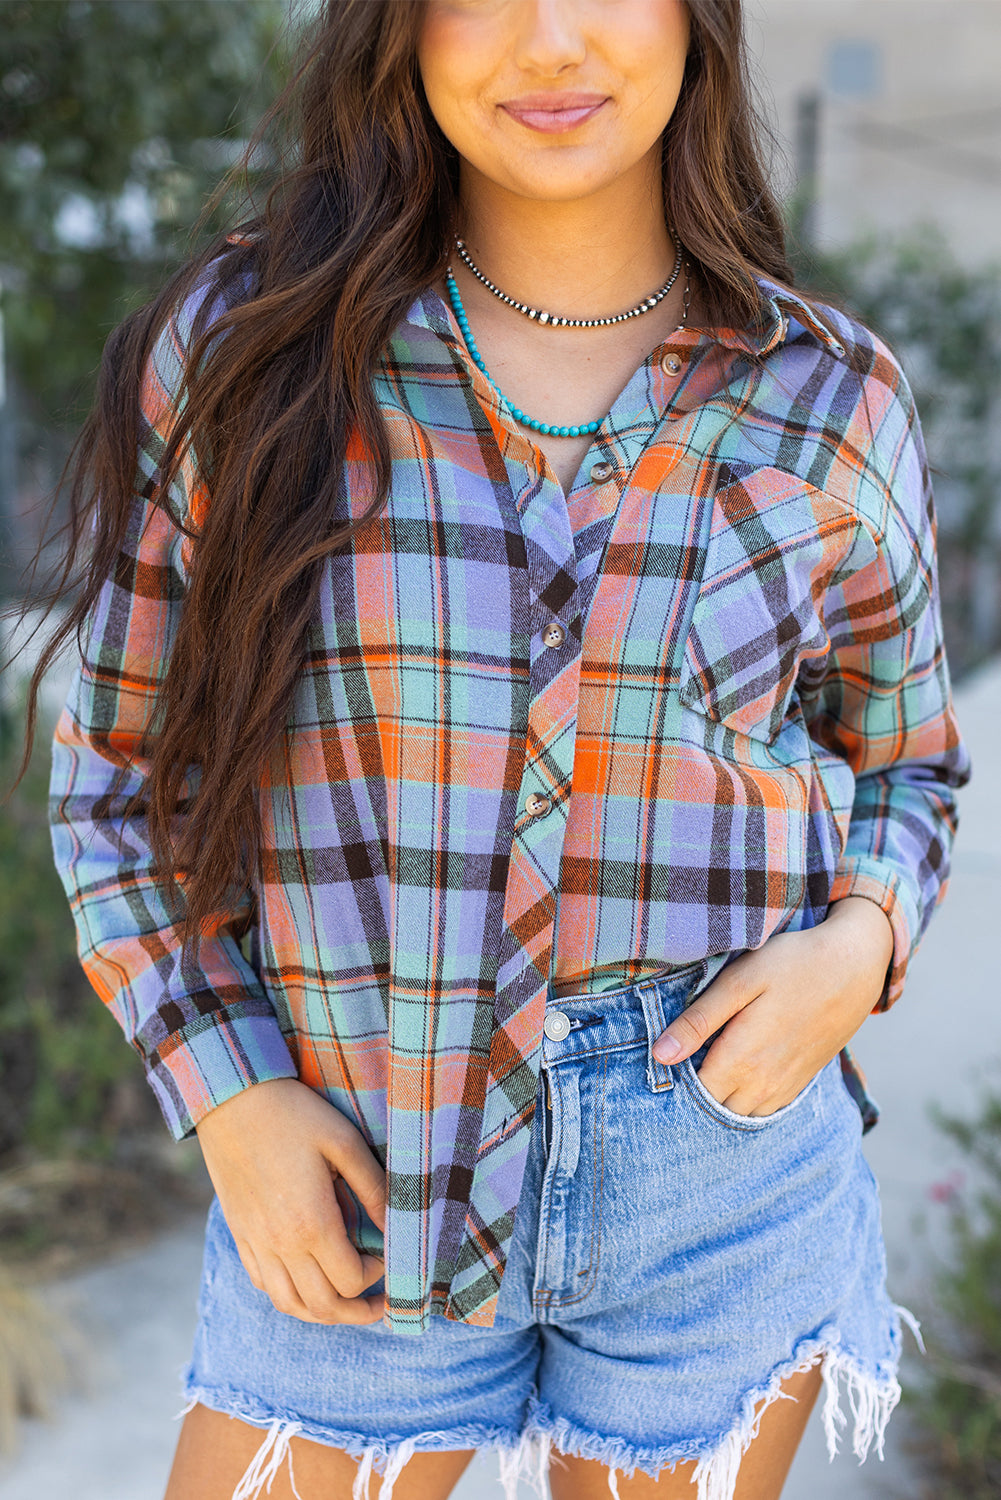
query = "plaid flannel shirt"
xmin=50 ymin=272 xmax=969 ymax=1332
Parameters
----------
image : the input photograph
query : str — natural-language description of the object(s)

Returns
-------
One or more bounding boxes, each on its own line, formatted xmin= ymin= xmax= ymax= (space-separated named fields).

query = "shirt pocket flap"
xmin=678 ymin=471 xmax=863 ymax=744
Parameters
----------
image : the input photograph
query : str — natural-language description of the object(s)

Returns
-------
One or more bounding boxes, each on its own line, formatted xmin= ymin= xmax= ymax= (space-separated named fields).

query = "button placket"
xmin=466 ymin=455 xmax=581 ymax=1304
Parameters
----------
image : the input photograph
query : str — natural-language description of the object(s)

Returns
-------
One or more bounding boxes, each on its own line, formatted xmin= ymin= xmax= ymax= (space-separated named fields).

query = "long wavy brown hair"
xmin=20 ymin=0 xmax=797 ymax=945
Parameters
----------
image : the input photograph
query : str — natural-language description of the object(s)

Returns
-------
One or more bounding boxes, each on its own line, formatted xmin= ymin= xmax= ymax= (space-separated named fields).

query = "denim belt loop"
xmin=638 ymin=982 xmax=675 ymax=1093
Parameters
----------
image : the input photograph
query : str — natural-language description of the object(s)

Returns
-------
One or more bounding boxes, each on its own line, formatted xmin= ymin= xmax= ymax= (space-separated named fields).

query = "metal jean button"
xmin=544 ymin=1011 xmax=571 ymax=1041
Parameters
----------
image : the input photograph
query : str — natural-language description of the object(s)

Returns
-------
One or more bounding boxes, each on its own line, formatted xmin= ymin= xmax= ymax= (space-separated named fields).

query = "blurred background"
xmin=0 ymin=3 xmax=999 ymax=1498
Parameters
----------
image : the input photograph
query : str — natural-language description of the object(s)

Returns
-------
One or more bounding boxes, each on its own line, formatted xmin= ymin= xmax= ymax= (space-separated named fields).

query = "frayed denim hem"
xmin=178 ymin=1380 xmax=526 ymax=1500
xmin=522 ymin=1306 xmax=922 ymax=1500
xmin=179 ymin=1303 xmax=922 ymax=1500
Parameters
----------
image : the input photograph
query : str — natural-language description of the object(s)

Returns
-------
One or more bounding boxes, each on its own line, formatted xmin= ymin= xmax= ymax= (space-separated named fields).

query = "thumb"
xmin=652 ymin=965 xmax=755 ymax=1064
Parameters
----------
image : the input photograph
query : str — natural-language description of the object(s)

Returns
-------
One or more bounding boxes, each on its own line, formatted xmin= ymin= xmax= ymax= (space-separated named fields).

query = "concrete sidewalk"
xmin=1 ymin=660 xmax=997 ymax=1500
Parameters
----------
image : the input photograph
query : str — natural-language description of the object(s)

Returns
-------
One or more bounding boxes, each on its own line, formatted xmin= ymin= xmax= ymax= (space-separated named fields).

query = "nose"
xmin=512 ymin=0 xmax=587 ymax=75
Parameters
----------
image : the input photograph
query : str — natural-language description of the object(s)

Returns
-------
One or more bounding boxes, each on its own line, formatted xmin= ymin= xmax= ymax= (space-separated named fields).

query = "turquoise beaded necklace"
xmin=446 ymin=270 xmax=598 ymax=437
xmin=446 ymin=255 xmax=690 ymax=440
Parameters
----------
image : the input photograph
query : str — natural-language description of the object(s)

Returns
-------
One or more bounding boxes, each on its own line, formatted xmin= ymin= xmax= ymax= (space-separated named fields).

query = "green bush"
xmin=907 ymin=1092 xmax=1001 ymax=1496
xmin=0 ymin=696 xmax=153 ymax=1162
xmin=1 ymin=0 xmax=287 ymax=431
xmin=796 ymin=229 xmax=1001 ymax=679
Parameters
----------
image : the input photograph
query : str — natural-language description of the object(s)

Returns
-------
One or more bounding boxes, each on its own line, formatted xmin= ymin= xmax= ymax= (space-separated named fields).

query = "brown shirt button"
xmin=524 ymin=793 xmax=552 ymax=818
xmin=589 ymin=461 xmax=614 ymax=483
xmin=542 ymin=621 xmax=566 ymax=648
xmin=662 ymin=353 xmax=682 ymax=375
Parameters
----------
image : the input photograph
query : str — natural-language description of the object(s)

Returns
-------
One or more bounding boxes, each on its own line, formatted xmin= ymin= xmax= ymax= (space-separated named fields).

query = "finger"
xmin=258 ymin=1252 xmax=323 ymax=1324
xmin=697 ymin=1037 xmax=812 ymax=1116
xmin=652 ymin=963 xmax=759 ymax=1064
xmin=267 ymin=1160 xmax=381 ymax=1301
xmin=305 ymin=1255 xmax=385 ymax=1325
xmin=312 ymin=1245 xmax=386 ymax=1302
xmin=258 ymin=1251 xmax=383 ymax=1327
xmin=285 ymin=1254 xmax=384 ymax=1326
xmin=234 ymin=1235 xmax=266 ymax=1294
xmin=311 ymin=1213 xmax=385 ymax=1300
xmin=323 ymin=1129 xmax=388 ymax=1234
xmin=357 ymin=1253 xmax=386 ymax=1291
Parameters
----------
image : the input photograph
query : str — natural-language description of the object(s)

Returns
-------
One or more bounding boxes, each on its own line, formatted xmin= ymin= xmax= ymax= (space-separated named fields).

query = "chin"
xmin=498 ymin=158 xmax=624 ymax=203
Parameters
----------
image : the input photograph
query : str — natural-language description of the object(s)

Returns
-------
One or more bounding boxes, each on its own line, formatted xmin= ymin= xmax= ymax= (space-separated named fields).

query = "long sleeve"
xmin=49 ymin=303 xmax=297 ymax=1140
xmin=802 ymin=357 xmax=971 ymax=1007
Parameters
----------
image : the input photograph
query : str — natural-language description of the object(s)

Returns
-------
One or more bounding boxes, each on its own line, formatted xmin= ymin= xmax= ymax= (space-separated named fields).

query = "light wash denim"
xmin=182 ymin=966 xmax=916 ymax=1500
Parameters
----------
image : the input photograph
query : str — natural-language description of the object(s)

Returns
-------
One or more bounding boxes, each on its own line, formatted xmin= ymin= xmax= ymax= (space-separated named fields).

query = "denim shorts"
xmin=182 ymin=966 xmax=916 ymax=1500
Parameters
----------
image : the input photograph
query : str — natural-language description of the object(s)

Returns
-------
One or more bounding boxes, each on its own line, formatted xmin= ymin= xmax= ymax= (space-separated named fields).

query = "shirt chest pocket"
xmin=677 ymin=471 xmax=867 ymax=745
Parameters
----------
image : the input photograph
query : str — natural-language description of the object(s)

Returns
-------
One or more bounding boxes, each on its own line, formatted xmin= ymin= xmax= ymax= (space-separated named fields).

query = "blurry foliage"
xmin=907 ymin=1093 xmax=1001 ymax=1498
xmin=0 ymin=698 xmax=156 ymax=1161
xmin=0 ymin=0 xmax=287 ymax=429
xmin=0 ymin=1262 xmax=71 ymax=1454
xmin=796 ymin=229 xmax=1001 ymax=677
xmin=0 ymin=0 xmax=289 ymax=1176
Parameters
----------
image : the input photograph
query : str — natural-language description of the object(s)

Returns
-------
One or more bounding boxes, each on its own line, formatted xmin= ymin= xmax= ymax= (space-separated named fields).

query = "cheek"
xmin=619 ymin=0 xmax=690 ymax=102
xmin=617 ymin=30 xmax=690 ymax=148
xmin=417 ymin=8 xmax=497 ymax=153
xmin=640 ymin=0 xmax=691 ymax=54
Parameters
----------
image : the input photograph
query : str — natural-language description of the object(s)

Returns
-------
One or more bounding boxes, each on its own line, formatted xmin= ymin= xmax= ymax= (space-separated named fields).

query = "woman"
xmin=35 ymin=1 xmax=969 ymax=1497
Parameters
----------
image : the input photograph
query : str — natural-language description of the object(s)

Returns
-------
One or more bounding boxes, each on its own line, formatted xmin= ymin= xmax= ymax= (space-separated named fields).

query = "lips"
xmin=499 ymin=93 xmax=608 ymax=134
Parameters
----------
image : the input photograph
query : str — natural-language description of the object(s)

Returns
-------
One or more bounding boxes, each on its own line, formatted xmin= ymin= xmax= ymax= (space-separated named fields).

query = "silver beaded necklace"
xmin=453 ymin=235 xmax=684 ymax=329
xmin=445 ymin=256 xmax=692 ymax=440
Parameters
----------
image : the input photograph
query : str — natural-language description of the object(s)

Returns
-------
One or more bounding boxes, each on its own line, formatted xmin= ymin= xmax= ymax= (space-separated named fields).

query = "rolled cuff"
xmin=827 ymin=859 xmax=919 ymax=1009
xmin=144 ymin=1003 xmax=299 ymax=1140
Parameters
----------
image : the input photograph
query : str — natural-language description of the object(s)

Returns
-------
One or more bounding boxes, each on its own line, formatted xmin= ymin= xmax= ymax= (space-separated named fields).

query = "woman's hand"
xmin=652 ymin=898 xmax=895 ymax=1116
xmin=194 ymin=1077 xmax=387 ymax=1324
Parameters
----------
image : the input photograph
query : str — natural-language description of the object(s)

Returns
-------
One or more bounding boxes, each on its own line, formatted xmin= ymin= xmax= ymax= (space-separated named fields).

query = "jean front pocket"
xmin=678 ymin=1054 xmax=829 ymax=1133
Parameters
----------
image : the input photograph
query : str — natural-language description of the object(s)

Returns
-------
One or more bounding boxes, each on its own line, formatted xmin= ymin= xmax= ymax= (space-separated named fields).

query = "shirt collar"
xmin=706 ymin=277 xmax=847 ymax=360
